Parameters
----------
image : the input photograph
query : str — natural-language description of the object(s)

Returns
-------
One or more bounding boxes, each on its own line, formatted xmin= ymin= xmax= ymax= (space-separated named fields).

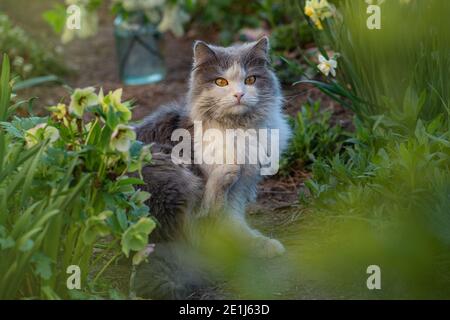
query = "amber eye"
xmin=245 ymin=76 xmax=256 ymax=85
xmin=215 ymin=78 xmax=228 ymax=87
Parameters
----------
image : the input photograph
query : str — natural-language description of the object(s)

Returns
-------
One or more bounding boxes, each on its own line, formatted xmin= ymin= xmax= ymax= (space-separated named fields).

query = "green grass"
xmin=280 ymin=100 xmax=348 ymax=174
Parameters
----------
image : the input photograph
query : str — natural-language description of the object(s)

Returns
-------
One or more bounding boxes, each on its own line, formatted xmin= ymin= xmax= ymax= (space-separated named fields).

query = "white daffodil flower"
xmin=317 ymin=54 xmax=338 ymax=77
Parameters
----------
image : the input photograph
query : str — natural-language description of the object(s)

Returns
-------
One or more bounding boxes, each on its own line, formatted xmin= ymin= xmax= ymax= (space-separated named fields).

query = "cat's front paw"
xmin=222 ymin=165 xmax=241 ymax=187
xmin=252 ymin=236 xmax=285 ymax=259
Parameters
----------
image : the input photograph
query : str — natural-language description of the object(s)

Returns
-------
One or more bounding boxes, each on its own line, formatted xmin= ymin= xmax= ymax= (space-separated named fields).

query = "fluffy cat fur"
xmin=134 ymin=37 xmax=291 ymax=298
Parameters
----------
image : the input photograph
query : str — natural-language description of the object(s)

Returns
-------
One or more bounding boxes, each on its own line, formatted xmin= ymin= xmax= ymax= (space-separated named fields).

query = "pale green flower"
xmin=112 ymin=0 xmax=165 ymax=24
xmin=110 ymin=124 xmax=136 ymax=152
xmin=109 ymin=89 xmax=132 ymax=122
xmin=23 ymin=64 xmax=33 ymax=75
xmin=121 ymin=218 xmax=156 ymax=257
xmin=99 ymin=88 xmax=132 ymax=122
xmin=158 ymin=4 xmax=189 ymax=37
xmin=82 ymin=210 xmax=113 ymax=244
xmin=13 ymin=56 xmax=24 ymax=67
xmin=69 ymin=87 xmax=98 ymax=118
xmin=25 ymin=124 xmax=60 ymax=147
xmin=48 ymin=103 xmax=68 ymax=120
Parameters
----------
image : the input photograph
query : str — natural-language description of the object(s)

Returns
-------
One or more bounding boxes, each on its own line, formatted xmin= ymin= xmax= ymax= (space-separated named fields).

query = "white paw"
xmin=252 ymin=237 xmax=285 ymax=259
xmin=222 ymin=165 xmax=241 ymax=187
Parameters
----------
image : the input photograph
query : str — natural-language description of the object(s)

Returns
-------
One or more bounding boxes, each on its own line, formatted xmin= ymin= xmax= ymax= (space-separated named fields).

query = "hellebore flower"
xmin=110 ymin=124 xmax=136 ymax=152
xmin=99 ymin=88 xmax=132 ymax=123
xmin=25 ymin=123 xmax=60 ymax=147
xmin=69 ymin=87 xmax=98 ymax=118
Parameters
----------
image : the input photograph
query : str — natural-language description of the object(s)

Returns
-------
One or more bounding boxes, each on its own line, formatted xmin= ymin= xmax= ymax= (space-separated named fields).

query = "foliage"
xmin=291 ymin=0 xmax=450 ymax=298
xmin=0 ymin=13 xmax=66 ymax=79
xmin=299 ymin=110 xmax=450 ymax=298
xmin=0 ymin=55 xmax=154 ymax=299
xmin=280 ymin=100 xmax=348 ymax=174
xmin=297 ymin=0 xmax=450 ymax=121
xmin=191 ymin=0 xmax=262 ymax=44
xmin=268 ymin=0 xmax=314 ymax=84
xmin=191 ymin=0 xmax=313 ymax=47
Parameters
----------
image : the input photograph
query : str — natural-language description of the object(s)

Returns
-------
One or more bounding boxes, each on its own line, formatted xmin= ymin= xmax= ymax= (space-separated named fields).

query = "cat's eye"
xmin=215 ymin=78 xmax=229 ymax=87
xmin=245 ymin=76 xmax=256 ymax=85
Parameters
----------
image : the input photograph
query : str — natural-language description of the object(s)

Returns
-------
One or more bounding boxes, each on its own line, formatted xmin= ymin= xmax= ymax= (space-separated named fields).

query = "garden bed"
xmin=3 ymin=0 xmax=448 ymax=301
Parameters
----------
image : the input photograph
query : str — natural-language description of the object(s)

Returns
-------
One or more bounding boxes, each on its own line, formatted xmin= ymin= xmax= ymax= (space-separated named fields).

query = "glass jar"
xmin=114 ymin=13 xmax=166 ymax=85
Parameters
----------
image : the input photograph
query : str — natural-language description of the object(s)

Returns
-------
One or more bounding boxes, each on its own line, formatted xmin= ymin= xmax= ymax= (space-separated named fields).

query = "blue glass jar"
xmin=114 ymin=13 xmax=166 ymax=85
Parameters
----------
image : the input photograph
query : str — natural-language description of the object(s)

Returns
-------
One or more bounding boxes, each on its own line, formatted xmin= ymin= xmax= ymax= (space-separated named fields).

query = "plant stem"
xmin=92 ymin=253 xmax=121 ymax=284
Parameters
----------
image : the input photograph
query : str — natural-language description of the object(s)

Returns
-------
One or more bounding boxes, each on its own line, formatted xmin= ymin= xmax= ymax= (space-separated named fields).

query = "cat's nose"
xmin=234 ymin=92 xmax=245 ymax=104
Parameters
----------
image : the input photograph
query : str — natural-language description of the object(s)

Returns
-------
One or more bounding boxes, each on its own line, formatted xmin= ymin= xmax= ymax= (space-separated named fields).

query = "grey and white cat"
xmin=136 ymin=37 xmax=291 ymax=259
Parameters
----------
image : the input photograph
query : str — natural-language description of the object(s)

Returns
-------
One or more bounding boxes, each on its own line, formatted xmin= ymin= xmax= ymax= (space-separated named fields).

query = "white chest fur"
xmin=193 ymin=117 xmax=288 ymax=177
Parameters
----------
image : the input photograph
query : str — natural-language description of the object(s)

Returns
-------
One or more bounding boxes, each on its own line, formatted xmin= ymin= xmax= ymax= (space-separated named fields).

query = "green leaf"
xmin=13 ymin=75 xmax=61 ymax=91
xmin=42 ymin=4 xmax=67 ymax=34
xmin=116 ymin=209 xmax=128 ymax=231
xmin=31 ymin=253 xmax=53 ymax=280
xmin=82 ymin=211 xmax=113 ymax=245
xmin=134 ymin=191 xmax=151 ymax=204
xmin=0 ymin=122 xmax=23 ymax=138
xmin=0 ymin=237 xmax=15 ymax=250
xmin=121 ymin=218 xmax=155 ymax=257
xmin=0 ymin=54 xmax=11 ymax=121
xmin=116 ymin=177 xmax=145 ymax=187
xmin=129 ymin=140 xmax=143 ymax=158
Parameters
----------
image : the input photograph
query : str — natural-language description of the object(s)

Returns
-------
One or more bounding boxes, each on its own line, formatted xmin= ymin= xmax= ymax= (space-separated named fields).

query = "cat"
xmin=134 ymin=37 xmax=291 ymax=298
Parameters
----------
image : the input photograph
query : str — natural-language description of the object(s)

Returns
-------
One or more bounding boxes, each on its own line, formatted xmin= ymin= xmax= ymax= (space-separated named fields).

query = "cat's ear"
xmin=193 ymin=41 xmax=216 ymax=66
xmin=250 ymin=36 xmax=270 ymax=59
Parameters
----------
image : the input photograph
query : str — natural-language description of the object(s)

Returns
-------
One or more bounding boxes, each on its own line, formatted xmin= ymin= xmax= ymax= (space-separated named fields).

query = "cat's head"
xmin=188 ymin=37 xmax=281 ymax=125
